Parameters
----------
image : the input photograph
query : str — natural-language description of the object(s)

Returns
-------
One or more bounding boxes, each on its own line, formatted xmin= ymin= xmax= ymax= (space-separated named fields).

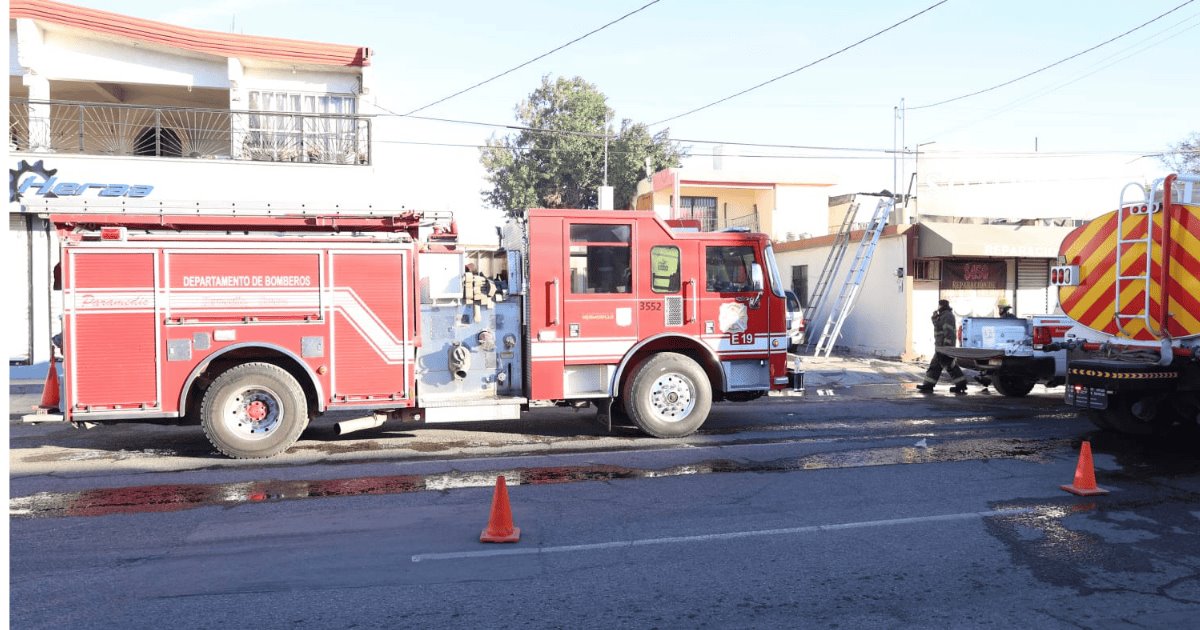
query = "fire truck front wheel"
xmin=623 ymin=353 xmax=712 ymax=438
xmin=200 ymin=363 xmax=309 ymax=459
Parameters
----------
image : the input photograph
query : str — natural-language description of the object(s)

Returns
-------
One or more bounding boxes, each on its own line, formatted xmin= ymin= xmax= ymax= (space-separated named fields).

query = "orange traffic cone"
xmin=36 ymin=363 xmax=61 ymax=412
xmin=480 ymin=475 xmax=521 ymax=543
xmin=1060 ymin=441 xmax=1109 ymax=496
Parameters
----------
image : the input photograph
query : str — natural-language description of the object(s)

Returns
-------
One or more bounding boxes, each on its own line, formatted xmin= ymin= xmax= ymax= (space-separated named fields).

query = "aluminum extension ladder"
xmin=801 ymin=199 xmax=858 ymax=343
xmin=810 ymin=196 xmax=895 ymax=357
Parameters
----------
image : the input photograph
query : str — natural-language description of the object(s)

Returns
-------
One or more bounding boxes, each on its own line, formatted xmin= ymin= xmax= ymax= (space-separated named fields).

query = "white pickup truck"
xmin=938 ymin=315 xmax=1078 ymax=397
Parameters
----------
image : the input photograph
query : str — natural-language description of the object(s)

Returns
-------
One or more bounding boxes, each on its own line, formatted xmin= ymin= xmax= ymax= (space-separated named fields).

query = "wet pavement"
xmin=11 ymin=362 xmax=1200 ymax=628
xmin=10 ymin=437 xmax=1068 ymax=519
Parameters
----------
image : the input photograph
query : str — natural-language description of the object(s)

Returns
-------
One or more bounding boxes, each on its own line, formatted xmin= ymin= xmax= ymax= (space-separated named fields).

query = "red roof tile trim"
xmin=11 ymin=0 xmax=369 ymax=67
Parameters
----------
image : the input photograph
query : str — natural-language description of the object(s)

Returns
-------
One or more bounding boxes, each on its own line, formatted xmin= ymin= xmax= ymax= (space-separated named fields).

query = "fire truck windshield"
xmin=764 ymin=244 xmax=785 ymax=298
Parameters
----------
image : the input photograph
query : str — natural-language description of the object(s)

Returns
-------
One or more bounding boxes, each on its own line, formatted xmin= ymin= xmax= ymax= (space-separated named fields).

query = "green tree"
xmin=1160 ymin=132 xmax=1200 ymax=175
xmin=481 ymin=75 xmax=684 ymax=217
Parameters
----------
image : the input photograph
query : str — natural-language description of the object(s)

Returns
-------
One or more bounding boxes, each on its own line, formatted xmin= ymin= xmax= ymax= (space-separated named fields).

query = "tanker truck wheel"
xmin=622 ymin=353 xmax=712 ymax=438
xmin=1089 ymin=394 xmax=1156 ymax=436
xmin=200 ymin=363 xmax=309 ymax=459
xmin=991 ymin=370 xmax=1036 ymax=398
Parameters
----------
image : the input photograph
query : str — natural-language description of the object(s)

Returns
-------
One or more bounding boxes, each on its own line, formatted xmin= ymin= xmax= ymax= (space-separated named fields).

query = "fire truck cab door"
xmin=700 ymin=244 xmax=775 ymax=390
xmin=527 ymin=216 xmax=643 ymax=400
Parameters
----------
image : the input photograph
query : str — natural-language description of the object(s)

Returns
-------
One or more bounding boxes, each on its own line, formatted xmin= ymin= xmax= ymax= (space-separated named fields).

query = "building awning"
xmin=918 ymin=223 xmax=1074 ymax=258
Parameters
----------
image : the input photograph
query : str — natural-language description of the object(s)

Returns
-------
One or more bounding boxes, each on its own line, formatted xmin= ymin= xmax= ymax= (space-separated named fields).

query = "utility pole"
xmin=914 ymin=140 xmax=936 ymax=221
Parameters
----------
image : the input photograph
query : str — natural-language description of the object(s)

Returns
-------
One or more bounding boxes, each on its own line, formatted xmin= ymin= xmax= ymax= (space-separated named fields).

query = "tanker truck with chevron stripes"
xmin=1048 ymin=174 xmax=1200 ymax=434
xmin=23 ymin=199 xmax=793 ymax=458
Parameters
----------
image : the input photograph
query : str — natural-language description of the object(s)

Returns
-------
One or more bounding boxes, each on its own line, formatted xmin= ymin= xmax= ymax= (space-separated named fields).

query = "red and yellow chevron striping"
xmin=1058 ymin=203 xmax=1200 ymax=340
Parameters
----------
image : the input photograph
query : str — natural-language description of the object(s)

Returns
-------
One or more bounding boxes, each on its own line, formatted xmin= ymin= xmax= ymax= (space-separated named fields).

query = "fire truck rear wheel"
xmin=623 ymin=353 xmax=712 ymax=438
xmin=200 ymin=363 xmax=309 ymax=459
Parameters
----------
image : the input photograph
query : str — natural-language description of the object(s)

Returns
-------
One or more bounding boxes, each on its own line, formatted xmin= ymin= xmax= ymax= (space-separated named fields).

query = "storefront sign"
xmin=940 ymin=259 xmax=1006 ymax=290
xmin=9 ymin=160 xmax=153 ymax=202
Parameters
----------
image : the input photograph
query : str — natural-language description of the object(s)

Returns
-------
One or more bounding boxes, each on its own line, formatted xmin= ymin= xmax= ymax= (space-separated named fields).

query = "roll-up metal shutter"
xmin=1016 ymin=258 xmax=1051 ymax=316
xmin=9 ymin=214 xmax=32 ymax=363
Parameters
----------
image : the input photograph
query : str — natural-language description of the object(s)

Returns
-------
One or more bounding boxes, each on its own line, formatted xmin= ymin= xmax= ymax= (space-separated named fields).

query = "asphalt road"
xmin=10 ymin=383 xmax=1200 ymax=628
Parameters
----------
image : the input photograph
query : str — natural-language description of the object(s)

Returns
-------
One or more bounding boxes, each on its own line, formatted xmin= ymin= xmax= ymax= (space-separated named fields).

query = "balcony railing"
xmin=9 ymin=99 xmax=371 ymax=165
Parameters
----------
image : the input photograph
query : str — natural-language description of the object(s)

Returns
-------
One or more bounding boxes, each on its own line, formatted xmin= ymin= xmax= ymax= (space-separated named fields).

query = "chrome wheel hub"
xmin=648 ymin=373 xmax=696 ymax=423
xmin=222 ymin=386 xmax=284 ymax=440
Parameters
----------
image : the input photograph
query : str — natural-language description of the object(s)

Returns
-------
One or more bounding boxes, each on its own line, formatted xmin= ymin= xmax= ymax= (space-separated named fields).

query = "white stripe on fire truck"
xmin=167 ymin=290 xmax=322 ymax=310
xmin=332 ymin=289 xmax=410 ymax=364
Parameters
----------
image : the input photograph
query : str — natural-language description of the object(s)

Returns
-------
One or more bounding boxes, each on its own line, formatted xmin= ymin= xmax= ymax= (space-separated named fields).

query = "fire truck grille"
xmin=665 ymin=296 xmax=684 ymax=326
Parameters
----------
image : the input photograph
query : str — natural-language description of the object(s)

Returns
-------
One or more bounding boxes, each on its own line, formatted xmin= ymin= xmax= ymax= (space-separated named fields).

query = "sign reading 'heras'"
xmin=9 ymin=160 xmax=153 ymax=203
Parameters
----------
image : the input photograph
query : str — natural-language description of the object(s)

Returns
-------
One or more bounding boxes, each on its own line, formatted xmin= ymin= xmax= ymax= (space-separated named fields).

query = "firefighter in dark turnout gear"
xmin=917 ymin=299 xmax=968 ymax=394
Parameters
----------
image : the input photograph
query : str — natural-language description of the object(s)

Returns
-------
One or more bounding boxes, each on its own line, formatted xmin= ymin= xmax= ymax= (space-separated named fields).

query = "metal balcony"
xmin=9 ymin=98 xmax=371 ymax=165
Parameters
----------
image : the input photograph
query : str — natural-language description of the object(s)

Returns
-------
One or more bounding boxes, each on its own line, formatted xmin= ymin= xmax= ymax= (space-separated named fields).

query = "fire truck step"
xmin=421 ymin=397 xmax=527 ymax=424
xmin=21 ymin=413 xmax=66 ymax=424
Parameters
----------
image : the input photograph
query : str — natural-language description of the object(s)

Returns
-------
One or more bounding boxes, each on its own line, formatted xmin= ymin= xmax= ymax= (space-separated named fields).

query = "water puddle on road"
xmin=10 ymin=437 xmax=1065 ymax=519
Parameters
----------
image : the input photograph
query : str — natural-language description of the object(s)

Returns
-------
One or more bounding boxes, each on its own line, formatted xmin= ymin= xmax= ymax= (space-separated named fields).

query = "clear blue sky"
xmin=64 ymin=0 xmax=1200 ymax=217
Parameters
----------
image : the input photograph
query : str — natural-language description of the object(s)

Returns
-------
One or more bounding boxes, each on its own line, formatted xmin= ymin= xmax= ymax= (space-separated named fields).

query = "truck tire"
xmin=991 ymin=370 xmax=1036 ymax=398
xmin=622 ymin=353 xmax=712 ymax=438
xmin=200 ymin=362 xmax=309 ymax=459
xmin=1090 ymin=394 xmax=1155 ymax=436
xmin=724 ymin=391 xmax=765 ymax=402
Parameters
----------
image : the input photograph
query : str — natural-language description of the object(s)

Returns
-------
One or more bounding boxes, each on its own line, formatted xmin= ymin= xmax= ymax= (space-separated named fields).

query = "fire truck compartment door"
xmin=66 ymin=249 xmax=161 ymax=413
xmin=329 ymin=250 xmax=414 ymax=402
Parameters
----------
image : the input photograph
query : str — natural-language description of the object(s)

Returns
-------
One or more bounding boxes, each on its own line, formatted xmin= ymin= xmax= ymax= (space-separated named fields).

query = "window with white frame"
xmin=246 ymin=91 xmax=358 ymax=163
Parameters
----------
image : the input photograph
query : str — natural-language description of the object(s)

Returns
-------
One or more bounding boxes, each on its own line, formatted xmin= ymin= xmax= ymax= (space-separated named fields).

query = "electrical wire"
xmin=909 ymin=0 xmax=1196 ymax=110
xmin=373 ymin=138 xmax=1171 ymax=161
xmin=383 ymin=113 xmax=1168 ymax=157
xmin=924 ymin=10 xmax=1200 ymax=139
xmin=649 ymin=0 xmax=950 ymax=126
xmin=394 ymin=0 xmax=664 ymax=116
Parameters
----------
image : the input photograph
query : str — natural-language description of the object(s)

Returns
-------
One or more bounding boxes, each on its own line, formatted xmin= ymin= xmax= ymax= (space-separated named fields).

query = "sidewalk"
xmin=9 ymin=378 xmax=48 ymax=420
xmin=798 ymin=354 xmax=928 ymax=388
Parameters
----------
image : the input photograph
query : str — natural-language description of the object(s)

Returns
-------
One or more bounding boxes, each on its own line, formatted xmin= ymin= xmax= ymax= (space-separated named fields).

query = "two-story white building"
xmin=9 ymin=0 xmax=380 ymax=375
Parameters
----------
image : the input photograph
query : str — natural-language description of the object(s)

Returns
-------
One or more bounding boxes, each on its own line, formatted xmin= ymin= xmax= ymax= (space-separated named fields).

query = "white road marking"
xmin=410 ymin=507 xmax=1033 ymax=563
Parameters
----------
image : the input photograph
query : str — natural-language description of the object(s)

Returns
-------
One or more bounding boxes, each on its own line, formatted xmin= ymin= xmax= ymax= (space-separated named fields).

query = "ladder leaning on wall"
xmin=810 ymin=195 xmax=895 ymax=358
xmin=801 ymin=199 xmax=858 ymax=345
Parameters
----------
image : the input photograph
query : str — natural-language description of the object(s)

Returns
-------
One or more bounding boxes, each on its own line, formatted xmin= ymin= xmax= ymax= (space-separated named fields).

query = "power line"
xmin=649 ymin=0 xmax=951 ymax=126
xmin=385 ymin=112 xmax=1170 ymax=157
xmin=926 ymin=10 xmax=1200 ymax=139
xmin=909 ymin=0 xmax=1196 ymax=110
xmin=373 ymin=138 xmax=1169 ymax=160
xmin=396 ymin=0 xmax=664 ymax=116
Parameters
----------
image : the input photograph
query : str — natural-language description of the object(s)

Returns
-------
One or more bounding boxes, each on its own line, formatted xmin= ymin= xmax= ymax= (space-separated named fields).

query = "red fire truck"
xmin=35 ymin=202 xmax=792 ymax=458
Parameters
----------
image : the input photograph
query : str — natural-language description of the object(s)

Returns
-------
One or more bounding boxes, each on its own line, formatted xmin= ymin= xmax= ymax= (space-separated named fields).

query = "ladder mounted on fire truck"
xmin=19 ymin=198 xmax=452 ymax=234
xmin=1113 ymin=182 xmax=1164 ymax=338
xmin=810 ymin=194 xmax=895 ymax=357
xmin=1111 ymin=175 xmax=1200 ymax=339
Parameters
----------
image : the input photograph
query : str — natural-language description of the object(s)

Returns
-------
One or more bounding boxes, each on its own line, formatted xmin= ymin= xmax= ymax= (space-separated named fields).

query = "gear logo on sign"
xmin=9 ymin=159 xmax=57 ymax=202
